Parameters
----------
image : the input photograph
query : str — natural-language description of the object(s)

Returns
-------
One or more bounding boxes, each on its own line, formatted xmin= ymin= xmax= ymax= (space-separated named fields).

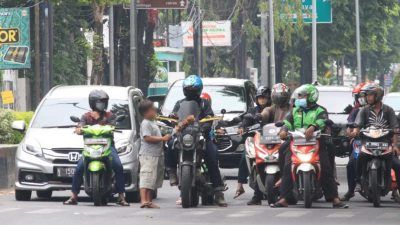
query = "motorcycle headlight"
xmin=294 ymin=149 xmax=315 ymax=162
xmin=182 ymin=134 xmax=194 ymax=147
xmin=23 ymin=139 xmax=43 ymax=157
xmin=85 ymin=146 xmax=105 ymax=158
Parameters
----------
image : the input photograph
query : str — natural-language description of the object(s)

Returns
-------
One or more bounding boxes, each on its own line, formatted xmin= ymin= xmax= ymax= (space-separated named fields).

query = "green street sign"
xmin=0 ymin=8 xmax=31 ymax=69
xmin=284 ymin=0 xmax=332 ymax=24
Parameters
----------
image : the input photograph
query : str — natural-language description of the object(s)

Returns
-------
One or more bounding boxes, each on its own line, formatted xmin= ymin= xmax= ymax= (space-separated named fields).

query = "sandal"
xmin=140 ymin=202 xmax=151 ymax=208
xmin=63 ymin=197 xmax=78 ymax=205
xmin=147 ymin=202 xmax=160 ymax=209
xmin=176 ymin=197 xmax=182 ymax=205
xmin=270 ymin=201 xmax=288 ymax=208
xmin=233 ymin=188 xmax=245 ymax=199
xmin=117 ymin=198 xmax=130 ymax=206
xmin=333 ymin=202 xmax=349 ymax=209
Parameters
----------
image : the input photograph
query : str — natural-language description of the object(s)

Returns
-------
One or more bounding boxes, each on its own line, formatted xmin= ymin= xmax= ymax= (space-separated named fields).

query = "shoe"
xmin=167 ymin=169 xmax=178 ymax=186
xmin=340 ymin=192 xmax=355 ymax=201
xmin=214 ymin=191 xmax=228 ymax=207
xmin=333 ymin=201 xmax=349 ymax=209
xmin=233 ymin=187 xmax=245 ymax=199
xmin=355 ymin=183 xmax=361 ymax=192
xmin=63 ymin=197 xmax=78 ymax=205
xmin=117 ymin=196 xmax=130 ymax=206
xmin=247 ymin=196 xmax=261 ymax=205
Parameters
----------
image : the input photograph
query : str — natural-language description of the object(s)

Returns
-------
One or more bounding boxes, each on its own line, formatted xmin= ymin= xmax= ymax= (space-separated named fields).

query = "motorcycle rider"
xmin=340 ymin=82 xmax=368 ymax=201
xmin=63 ymin=90 xmax=129 ymax=206
xmin=234 ymin=86 xmax=271 ymax=204
xmin=271 ymin=84 xmax=348 ymax=208
xmin=164 ymin=75 xmax=227 ymax=207
xmin=349 ymin=83 xmax=400 ymax=192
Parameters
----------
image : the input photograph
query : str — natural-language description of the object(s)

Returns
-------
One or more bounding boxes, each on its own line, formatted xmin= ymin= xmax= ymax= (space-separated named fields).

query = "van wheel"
xmin=37 ymin=191 xmax=52 ymax=199
xmin=126 ymin=191 xmax=140 ymax=203
xmin=15 ymin=190 xmax=32 ymax=201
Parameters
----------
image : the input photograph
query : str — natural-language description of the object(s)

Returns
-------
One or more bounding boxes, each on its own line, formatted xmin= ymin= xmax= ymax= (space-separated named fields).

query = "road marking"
xmin=326 ymin=212 xmax=354 ymax=218
xmin=0 ymin=208 xmax=20 ymax=213
xmin=226 ymin=210 xmax=258 ymax=218
xmin=377 ymin=213 xmax=399 ymax=219
xmin=25 ymin=208 xmax=65 ymax=214
xmin=275 ymin=211 xmax=309 ymax=218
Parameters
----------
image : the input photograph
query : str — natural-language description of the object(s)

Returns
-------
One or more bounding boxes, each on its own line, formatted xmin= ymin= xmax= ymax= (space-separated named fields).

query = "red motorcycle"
xmin=252 ymin=123 xmax=282 ymax=205
xmin=289 ymin=129 xmax=323 ymax=208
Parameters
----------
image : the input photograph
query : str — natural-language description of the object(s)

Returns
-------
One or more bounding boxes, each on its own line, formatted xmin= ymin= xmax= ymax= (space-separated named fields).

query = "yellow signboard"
xmin=1 ymin=90 xmax=14 ymax=104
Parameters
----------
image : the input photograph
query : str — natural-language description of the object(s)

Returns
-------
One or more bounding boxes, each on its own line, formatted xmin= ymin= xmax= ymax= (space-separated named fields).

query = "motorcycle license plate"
xmin=365 ymin=142 xmax=388 ymax=150
xmin=56 ymin=167 xmax=76 ymax=178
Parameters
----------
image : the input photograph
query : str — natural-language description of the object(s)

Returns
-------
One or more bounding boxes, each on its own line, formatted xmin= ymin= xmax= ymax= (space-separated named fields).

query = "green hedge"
xmin=0 ymin=109 xmax=34 ymax=144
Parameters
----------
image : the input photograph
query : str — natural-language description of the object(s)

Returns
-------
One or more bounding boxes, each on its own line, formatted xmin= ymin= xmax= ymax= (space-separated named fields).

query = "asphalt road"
xmin=1 ymin=167 xmax=400 ymax=225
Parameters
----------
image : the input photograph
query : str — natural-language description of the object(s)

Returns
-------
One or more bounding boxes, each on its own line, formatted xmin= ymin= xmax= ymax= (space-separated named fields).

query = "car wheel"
xmin=15 ymin=190 xmax=32 ymax=201
xmin=36 ymin=191 xmax=52 ymax=199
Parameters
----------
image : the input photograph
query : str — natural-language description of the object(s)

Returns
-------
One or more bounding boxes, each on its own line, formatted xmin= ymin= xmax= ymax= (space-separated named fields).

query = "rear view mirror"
xmin=70 ymin=116 xmax=81 ymax=123
xmin=11 ymin=120 xmax=26 ymax=131
xmin=275 ymin=121 xmax=284 ymax=127
xmin=220 ymin=109 xmax=227 ymax=114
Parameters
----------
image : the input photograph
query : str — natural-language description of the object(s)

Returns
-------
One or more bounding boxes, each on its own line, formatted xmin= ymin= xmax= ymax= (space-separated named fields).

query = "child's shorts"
xmin=139 ymin=155 xmax=164 ymax=190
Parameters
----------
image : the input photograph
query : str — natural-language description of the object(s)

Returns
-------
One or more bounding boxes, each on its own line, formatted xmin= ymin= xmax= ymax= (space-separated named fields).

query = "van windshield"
xmin=31 ymin=98 xmax=131 ymax=129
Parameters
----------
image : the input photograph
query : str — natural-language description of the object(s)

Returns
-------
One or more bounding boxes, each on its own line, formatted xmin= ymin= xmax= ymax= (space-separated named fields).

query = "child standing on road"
xmin=138 ymin=100 xmax=171 ymax=209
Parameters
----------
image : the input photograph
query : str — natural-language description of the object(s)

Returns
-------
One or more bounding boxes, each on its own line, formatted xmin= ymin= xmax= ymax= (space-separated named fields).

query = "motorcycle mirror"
xmin=70 ymin=116 xmax=81 ymax=123
xmin=220 ymin=109 xmax=226 ymax=115
xmin=275 ymin=121 xmax=284 ymax=127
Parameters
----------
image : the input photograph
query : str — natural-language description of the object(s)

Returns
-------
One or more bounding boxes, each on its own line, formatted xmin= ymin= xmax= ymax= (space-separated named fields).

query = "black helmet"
xmin=256 ymin=86 xmax=271 ymax=99
xmin=360 ymin=83 xmax=384 ymax=105
xmin=271 ymin=83 xmax=291 ymax=106
xmin=89 ymin=90 xmax=109 ymax=112
xmin=183 ymin=75 xmax=203 ymax=98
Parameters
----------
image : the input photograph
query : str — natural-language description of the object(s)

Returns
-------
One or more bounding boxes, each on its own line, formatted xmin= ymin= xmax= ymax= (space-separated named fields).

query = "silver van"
xmin=12 ymin=85 xmax=143 ymax=202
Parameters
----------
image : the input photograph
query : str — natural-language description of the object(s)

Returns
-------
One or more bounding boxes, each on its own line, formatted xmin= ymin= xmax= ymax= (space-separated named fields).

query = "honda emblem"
xmin=68 ymin=152 xmax=81 ymax=162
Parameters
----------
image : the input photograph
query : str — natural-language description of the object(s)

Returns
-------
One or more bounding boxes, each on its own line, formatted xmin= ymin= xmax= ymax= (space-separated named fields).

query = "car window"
xmin=317 ymin=91 xmax=353 ymax=114
xmin=383 ymin=96 xmax=400 ymax=111
xmin=31 ymin=98 xmax=131 ymax=129
xmin=162 ymin=84 xmax=247 ymax=115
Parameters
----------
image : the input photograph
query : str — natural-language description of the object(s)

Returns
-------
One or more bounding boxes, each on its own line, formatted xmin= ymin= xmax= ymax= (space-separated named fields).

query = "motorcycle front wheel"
xmin=370 ymin=169 xmax=381 ymax=207
xmin=302 ymin=171 xmax=313 ymax=208
xmin=265 ymin=174 xmax=278 ymax=205
xmin=180 ymin=165 xmax=193 ymax=208
xmin=91 ymin=172 xmax=104 ymax=206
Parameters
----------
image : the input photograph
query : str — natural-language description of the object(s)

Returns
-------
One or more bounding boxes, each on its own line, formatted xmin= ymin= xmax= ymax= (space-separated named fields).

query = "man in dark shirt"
xmin=63 ymin=90 xmax=129 ymax=206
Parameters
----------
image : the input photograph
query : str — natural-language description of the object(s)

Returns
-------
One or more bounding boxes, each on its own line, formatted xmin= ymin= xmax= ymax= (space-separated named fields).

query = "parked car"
xmin=160 ymin=78 xmax=257 ymax=168
xmin=12 ymin=85 xmax=143 ymax=202
xmin=316 ymin=86 xmax=354 ymax=157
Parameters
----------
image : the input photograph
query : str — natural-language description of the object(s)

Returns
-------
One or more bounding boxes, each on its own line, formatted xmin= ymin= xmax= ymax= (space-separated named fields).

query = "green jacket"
xmin=283 ymin=104 xmax=328 ymax=131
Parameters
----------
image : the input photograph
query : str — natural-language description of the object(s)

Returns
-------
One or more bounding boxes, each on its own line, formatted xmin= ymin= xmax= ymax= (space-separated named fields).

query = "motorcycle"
xmin=70 ymin=115 xmax=125 ymax=206
xmin=357 ymin=126 xmax=394 ymax=207
xmin=253 ymin=123 xmax=282 ymax=205
xmin=157 ymin=101 xmax=222 ymax=208
xmin=242 ymin=124 xmax=261 ymax=194
xmin=289 ymin=129 xmax=323 ymax=208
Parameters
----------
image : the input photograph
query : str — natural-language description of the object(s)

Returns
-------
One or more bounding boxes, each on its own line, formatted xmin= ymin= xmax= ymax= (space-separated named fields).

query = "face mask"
xmin=358 ymin=97 xmax=366 ymax=106
xmin=295 ymin=98 xmax=307 ymax=108
xmin=95 ymin=102 xmax=107 ymax=112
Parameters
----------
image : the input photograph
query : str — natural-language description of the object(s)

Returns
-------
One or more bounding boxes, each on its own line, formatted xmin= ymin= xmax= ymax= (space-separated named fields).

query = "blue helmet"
xmin=183 ymin=75 xmax=203 ymax=97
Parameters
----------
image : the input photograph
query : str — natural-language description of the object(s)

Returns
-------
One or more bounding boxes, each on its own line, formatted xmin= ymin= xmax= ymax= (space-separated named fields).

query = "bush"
xmin=0 ymin=109 xmax=34 ymax=144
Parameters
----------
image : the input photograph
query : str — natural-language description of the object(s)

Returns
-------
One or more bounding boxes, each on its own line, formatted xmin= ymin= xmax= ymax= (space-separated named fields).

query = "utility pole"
xmin=109 ymin=5 xmax=115 ymax=85
xmin=130 ymin=0 xmax=138 ymax=87
xmin=43 ymin=2 xmax=50 ymax=94
xmin=269 ymin=0 xmax=276 ymax=86
xmin=198 ymin=0 xmax=203 ymax=77
xmin=311 ymin=0 xmax=317 ymax=83
xmin=34 ymin=0 xmax=40 ymax=106
xmin=260 ymin=13 xmax=269 ymax=86
xmin=48 ymin=1 xmax=54 ymax=88
xmin=355 ymin=0 xmax=362 ymax=83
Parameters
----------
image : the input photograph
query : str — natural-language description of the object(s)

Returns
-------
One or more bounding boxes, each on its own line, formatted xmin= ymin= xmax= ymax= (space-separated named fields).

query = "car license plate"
xmin=366 ymin=142 xmax=388 ymax=149
xmin=56 ymin=167 xmax=76 ymax=178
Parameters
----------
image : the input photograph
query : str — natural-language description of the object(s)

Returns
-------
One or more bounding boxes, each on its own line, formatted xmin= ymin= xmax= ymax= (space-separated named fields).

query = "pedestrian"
xmin=138 ymin=99 xmax=171 ymax=209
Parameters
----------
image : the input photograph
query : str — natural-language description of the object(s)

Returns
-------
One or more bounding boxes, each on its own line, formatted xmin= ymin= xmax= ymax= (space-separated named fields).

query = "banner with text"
xmin=0 ymin=8 xmax=30 ymax=69
xmin=181 ymin=21 xmax=231 ymax=47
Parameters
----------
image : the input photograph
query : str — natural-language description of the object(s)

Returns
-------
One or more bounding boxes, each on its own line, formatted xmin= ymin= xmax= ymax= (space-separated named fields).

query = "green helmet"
xmin=297 ymin=84 xmax=319 ymax=103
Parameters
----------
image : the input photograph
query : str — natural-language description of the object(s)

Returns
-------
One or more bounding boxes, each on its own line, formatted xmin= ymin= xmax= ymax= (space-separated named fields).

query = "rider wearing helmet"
xmin=272 ymin=84 xmax=348 ymax=208
xmin=165 ymin=75 xmax=227 ymax=207
xmin=260 ymin=83 xmax=291 ymax=123
xmin=200 ymin=92 xmax=212 ymax=106
xmin=350 ymin=83 xmax=400 ymax=194
xmin=63 ymin=90 xmax=129 ymax=206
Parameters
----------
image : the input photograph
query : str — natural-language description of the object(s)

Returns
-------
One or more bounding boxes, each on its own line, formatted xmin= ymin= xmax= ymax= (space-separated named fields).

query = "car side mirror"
xmin=275 ymin=121 xmax=284 ymax=127
xmin=115 ymin=115 xmax=126 ymax=123
xmin=221 ymin=109 xmax=226 ymax=115
xmin=70 ymin=116 xmax=81 ymax=123
xmin=11 ymin=120 xmax=26 ymax=131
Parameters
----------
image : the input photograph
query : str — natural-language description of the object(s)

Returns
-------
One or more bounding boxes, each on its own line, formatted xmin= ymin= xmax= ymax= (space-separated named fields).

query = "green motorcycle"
xmin=70 ymin=116 xmax=124 ymax=206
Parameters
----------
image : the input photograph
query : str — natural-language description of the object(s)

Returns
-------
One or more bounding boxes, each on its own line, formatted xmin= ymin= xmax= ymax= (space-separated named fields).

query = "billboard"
xmin=124 ymin=0 xmax=188 ymax=9
xmin=0 ymin=8 xmax=30 ymax=69
xmin=181 ymin=21 xmax=231 ymax=47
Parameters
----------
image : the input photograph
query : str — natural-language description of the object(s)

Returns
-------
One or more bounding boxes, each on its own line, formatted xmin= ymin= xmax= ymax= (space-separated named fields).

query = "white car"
xmin=12 ymin=85 xmax=143 ymax=202
xmin=383 ymin=92 xmax=400 ymax=115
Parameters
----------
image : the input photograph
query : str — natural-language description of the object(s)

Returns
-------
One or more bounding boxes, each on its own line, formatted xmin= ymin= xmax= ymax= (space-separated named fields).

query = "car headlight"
xmin=23 ymin=139 xmax=43 ymax=157
xmin=117 ymin=145 xmax=133 ymax=156
xmin=182 ymin=134 xmax=194 ymax=147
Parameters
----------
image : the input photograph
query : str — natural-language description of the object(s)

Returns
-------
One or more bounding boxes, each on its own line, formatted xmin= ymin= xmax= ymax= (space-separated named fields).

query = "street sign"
xmin=283 ymin=0 xmax=332 ymax=24
xmin=181 ymin=21 xmax=232 ymax=47
xmin=123 ymin=0 xmax=188 ymax=9
xmin=0 ymin=8 xmax=31 ymax=69
xmin=1 ymin=90 xmax=14 ymax=104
